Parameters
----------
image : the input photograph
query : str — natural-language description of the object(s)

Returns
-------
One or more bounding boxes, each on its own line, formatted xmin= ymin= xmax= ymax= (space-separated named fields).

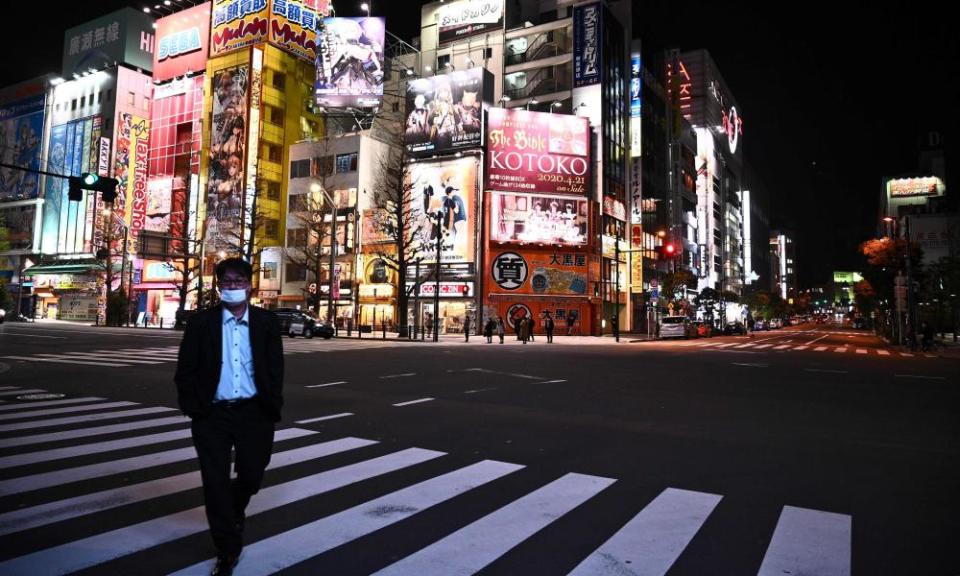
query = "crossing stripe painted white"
xmin=0 ymin=388 xmax=47 ymax=397
xmin=0 ymin=406 xmax=175 ymax=433
xmin=296 ymin=413 xmax=354 ymax=424
xmin=2 ymin=355 xmax=131 ymax=367
xmin=0 ymin=415 xmax=189 ymax=449
xmin=393 ymin=398 xmax=435 ymax=407
xmin=0 ymin=427 xmax=193 ymax=468
xmin=375 ymin=472 xmax=616 ymax=576
xmin=877 ymin=350 xmax=890 ymax=356
xmin=856 ymin=349 xmax=868 ymax=354
xmin=0 ymin=447 xmax=447 ymax=576
xmin=0 ymin=397 xmax=105 ymax=413
xmin=305 ymin=381 xmax=347 ymax=388
xmin=0 ymin=436 xmax=372 ymax=537
xmin=753 ymin=344 xmax=773 ymax=349
xmin=793 ymin=346 xmax=809 ymax=351
xmin=773 ymin=345 xmax=791 ymax=350
xmin=815 ymin=346 xmax=829 ymax=352
xmin=711 ymin=343 xmax=736 ymax=348
xmin=0 ymin=401 xmax=137 ymax=421
xmin=32 ymin=353 xmax=164 ymax=365
xmin=733 ymin=343 xmax=755 ymax=349
xmin=900 ymin=352 xmax=913 ymax=357
xmin=0 ymin=386 xmax=18 ymax=391
xmin=569 ymin=487 xmax=723 ymax=576
xmin=0 ymin=428 xmax=316 ymax=497
xmin=757 ymin=505 xmax=851 ymax=576
xmin=172 ymin=459 xmax=524 ymax=576
xmin=834 ymin=347 xmax=848 ymax=353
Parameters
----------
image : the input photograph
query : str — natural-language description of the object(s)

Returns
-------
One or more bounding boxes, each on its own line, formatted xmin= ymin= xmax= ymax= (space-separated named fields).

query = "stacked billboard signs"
xmin=206 ymin=65 xmax=249 ymax=253
xmin=405 ymin=68 xmax=491 ymax=157
xmin=0 ymin=95 xmax=44 ymax=201
xmin=211 ymin=0 xmax=269 ymax=56
xmin=154 ymin=2 xmax=211 ymax=82
xmin=490 ymin=193 xmax=588 ymax=245
xmin=438 ymin=0 xmax=503 ymax=45
xmin=406 ymin=156 xmax=478 ymax=264
xmin=269 ymin=0 xmax=326 ymax=62
xmin=315 ymin=17 xmax=385 ymax=108
xmin=486 ymin=108 xmax=590 ymax=195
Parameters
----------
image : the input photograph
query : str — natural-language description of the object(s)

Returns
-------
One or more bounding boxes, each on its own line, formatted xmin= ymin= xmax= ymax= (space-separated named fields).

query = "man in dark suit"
xmin=175 ymin=258 xmax=284 ymax=576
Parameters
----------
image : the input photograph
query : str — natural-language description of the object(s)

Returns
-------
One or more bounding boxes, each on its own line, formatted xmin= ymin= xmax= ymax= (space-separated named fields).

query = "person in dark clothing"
xmin=484 ymin=318 xmax=495 ymax=343
xmin=464 ymin=314 xmax=471 ymax=342
xmin=545 ymin=313 xmax=555 ymax=343
xmin=175 ymin=258 xmax=284 ymax=576
xmin=496 ymin=317 xmax=505 ymax=344
xmin=921 ymin=321 xmax=934 ymax=351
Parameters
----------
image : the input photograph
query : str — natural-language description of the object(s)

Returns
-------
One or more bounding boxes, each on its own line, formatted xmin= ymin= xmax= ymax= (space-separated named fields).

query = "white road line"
xmin=924 ymin=354 xmax=936 ymax=358
xmin=753 ymin=344 xmax=773 ymax=349
xmin=174 ymin=459 xmax=524 ymax=576
xmin=380 ymin=373 xmax=417 ymax=379
xmin=894 ymin=374 xmax=947 ymax=381
xmin=0 ymin=415 xmax=190 ymax=449
xmin=453 ymin=368 xmax=545 ymax=380
xmin=731 ymin=363 xmax=768 ymax=368
xmin=0 ymin=401 xmax=137 ymax=422
xmin=0 ymin=389 xmax=47 ymax=397
xmin=533 ymin=379 xmax=567 ymax=384
xmin=856 ymin=349 xmax=868 ymax=355
xmin=569 ymin=487 xmax=723 ymax=576
xmin=0 ymin=436 xmax=372 ymax=538
xmin=393 ymin=397 xmax=435 ymax=407
xmin=0 ymin=428 xmax=193 ymax=468
xmin=757 ymin=506 xmax=851 ymax=576
xmin=0 ymin=386 xmax=19 ymax=391
xmin=734 ymin=343 xmax=755 ymax=349
xmin=305 ymin=381 xmax=348 ymax=388
xmin=295 ymin=413 xmax=354 ymax=424
xmin=0 ymin=332 xmax=66 ymax=339
xmin=834 ymin=347 xmax=848 ymax=353
xmin=0 ymin=397 xmax=104 ymax=412
xmin=463 ymin=388 xmax=498 ymax=394
xmin=900 ymin=352 xmax=913 ymax=357
xmin=0 ymin=428 xmax=316 ymax=497
xmin=33 ymin=353 xmax=164 ymax=365
xmin=815 ymin=346 xmax=829 ymax=352
xmin=375 ymin=472 xmax=616 ymax=576
xmin=793 ymin=346 xmax=808 ymax=351
xmin=805 ymin=334 xmax=831 ymax=346
xmin=1 ymin=355 xmax=131 ymax=367
xmin=0 ymin=406 xmax=176 ymax=433
xmin=804 ymin=369 xmax=848 ymax=374
xmin=877 ymin=350 xmax=890 ymax=356
xmin=773 ymin=345 xmax=791 ymax=350
xmin=0 ymin=447 xmax=447 ymax=576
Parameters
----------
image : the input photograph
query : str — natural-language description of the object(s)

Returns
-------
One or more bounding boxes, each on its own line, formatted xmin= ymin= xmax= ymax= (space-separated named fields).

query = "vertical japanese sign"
xmin=573 ymin=3 xmax=602 ymax=88
xmin=630 ymin=52 xmax=642 ymax=158
xmin=116 ymin=113 xmax=149 ymax=248
xmin=244 ymin=47 xmax=264 ymax=258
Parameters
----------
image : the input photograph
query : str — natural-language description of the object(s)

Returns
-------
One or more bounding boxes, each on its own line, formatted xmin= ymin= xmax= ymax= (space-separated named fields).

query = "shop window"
xmin=313 ymin=155 xmax=334 ymax=177
xmin=335 ymin=153 xmax=358 ymax=173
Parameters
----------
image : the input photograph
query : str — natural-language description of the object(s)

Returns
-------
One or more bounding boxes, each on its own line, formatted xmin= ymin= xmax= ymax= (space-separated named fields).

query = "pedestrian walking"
xmin=497 ymin=317 xmax=505 ymax=344
xmin=464 ymin=314 xmax=471 ymax=342
xmin=566 ymin=314 xmax=575 ymax=336
xmin=545 ymin=313 xmax=555 ymax=343
xmin=484 ymin=318 xmax=494 ymax=343
xmin=175 ymin=258 xmax=284 ymax=576
xmin=520 ymin=316 xmax=531 ymax=344
xmin=529 ymin=316 xmax=536 ymax=342
xmin=514 ymin=316 xmax=522 ymax=340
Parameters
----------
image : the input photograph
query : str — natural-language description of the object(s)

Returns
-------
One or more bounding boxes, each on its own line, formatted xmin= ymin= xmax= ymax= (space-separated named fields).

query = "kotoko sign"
xmin=486 ymin=108 xmax=590 ymax=195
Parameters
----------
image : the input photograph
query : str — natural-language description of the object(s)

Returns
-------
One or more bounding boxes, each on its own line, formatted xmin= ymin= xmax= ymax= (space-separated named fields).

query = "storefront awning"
xmin=23 ymin=260 xmax=119 ymax=276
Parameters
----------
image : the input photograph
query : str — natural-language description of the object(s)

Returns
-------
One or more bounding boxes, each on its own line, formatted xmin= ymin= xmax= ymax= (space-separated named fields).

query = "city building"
xmin=769 ymin=229 xmax=796 ymax=301
xmin=831 ymin=271 xmax=863 ymax=311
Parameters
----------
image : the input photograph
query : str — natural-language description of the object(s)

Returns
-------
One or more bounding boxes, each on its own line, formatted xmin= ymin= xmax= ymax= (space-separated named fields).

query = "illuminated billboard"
xmin=486 ymin=108 xmax=590 ymax=195
xmin=406 ymin=156 xmax=478 ymax=264
xmin=314 ymin=17 xmax=385 ymax=108
xmin=205 ymin=65 xmax=249 ymax=253
xmin=438 ymin=0 xmax=504 ymax=45
xmin=573 ymin=3 xmax=601 ymax=87
xmin=269 ymin=0 xmax=324 ymax=62
xmin=405 ymin=68 xmax=491 ymax=158
xmin=489 ymin=248 xmax=589 ymax=295
xmin=211 ymin=0 xmax=269 ymax=56
xmin=0 ymin=95 xmax=45 ymax=202
xmin=153 ymin=2 xmax=211 ymax=82
xmin=886 ymin=176 xmax=945 ymax=198
xmin=490 ymin=192 xmax=588 ymax=246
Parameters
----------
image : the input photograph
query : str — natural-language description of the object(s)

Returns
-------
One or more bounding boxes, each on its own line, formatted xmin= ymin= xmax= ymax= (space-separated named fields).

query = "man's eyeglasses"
xmin=220 ymin=278 xmax=249 ymax=288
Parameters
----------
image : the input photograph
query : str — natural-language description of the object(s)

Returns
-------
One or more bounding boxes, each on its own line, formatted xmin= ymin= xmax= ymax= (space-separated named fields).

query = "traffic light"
xmin=67 ymin=173 xmax=120 ymax=203
xmin=654 ymin=243 xmax=679 ymax=258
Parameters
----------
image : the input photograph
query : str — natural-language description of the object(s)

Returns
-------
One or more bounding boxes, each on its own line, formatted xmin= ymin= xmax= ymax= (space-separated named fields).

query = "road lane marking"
xmin=734 ymin=343 xmax=755 ymax=349
xmin=393 ymin=397 xmax=435 ymax=407
xmin=0 ymin=397 xmax=104 ymax=412
xmin=758 ymin=506 xmax=851 ymax=576
xmin=569 ymin=487 xmax=722 ymax=576
xmin=815 ymin=346 xmax=829 ymax=352
xmin=856 ymin=349 xmax=868 ymax=354
xmin=773 ymin=345 xmax=791 ymax=350
xmin=375 ymin=473 xmax=616 ymax=576
xmin=380 ymin=373 xmax=417 ymax=379
xmin=0 ymin=333 xmax=66 ymax=339
xmin=0 ymin=428 xmax=194 ymax=468
xmin=877 ymin=350 xmax=890 ymax=356
xmin=731 ymin=363 xmax=768 ymax=368
xmin=450 ymin=368 xmax=546 ymax=380
xmin=533 ymin=379 xmax=567 ymax=384
xmin=296 ymin=413 xmax=354 ymax=424
xmin=834 ymin=347 xmax=848 ymax=353
xmin=793 ymin=346 xmax=809 ymax=351
xmin=753 ymin=344 xmax=773 ymax=349
xmin=0 ymin=415 xmax=190 ymax=449
xmin=0 ymin=389 xmax=47 ymax=397
xmin=0 ymin=406 xmax=176 ymax=433
xmin=463 ymin=388 xmax=498 ymax=394
xmin=0 ymin=401 xmax=138 ymax=422
xmin=805 ymin=334 xmax=831 ymax=346
xmin=1 ymin=355 xmax=130 ymax=367
xmin=900 ymin=352 xmax=913 ymax=357
xmin=894 ymin=374 xmax=947 ymax=381
xmin=34 ymin=353 xmax=165 ymax=365
xmin=305 ymin=381 xmax=347 ymax=388
xmin=804 ymin=369 xmax=848 ymax=374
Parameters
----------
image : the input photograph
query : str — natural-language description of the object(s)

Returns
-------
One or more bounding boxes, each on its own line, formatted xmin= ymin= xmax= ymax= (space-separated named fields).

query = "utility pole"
xmin=433 ymin=211 xmax=442 ymax=343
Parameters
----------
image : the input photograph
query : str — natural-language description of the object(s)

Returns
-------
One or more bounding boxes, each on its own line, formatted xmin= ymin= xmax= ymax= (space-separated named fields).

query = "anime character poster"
xmin=406 ymin=157 xmax=477 ymax=264
xmin=0 ymin=95 xmax=44 ymax=201
xmin=314 ymin=17 xmax=385 ymax=108
xmin=404 ymin=68 xmax=486 ymax=157
xmin=205 ymin=65 xmax=249 ymax=253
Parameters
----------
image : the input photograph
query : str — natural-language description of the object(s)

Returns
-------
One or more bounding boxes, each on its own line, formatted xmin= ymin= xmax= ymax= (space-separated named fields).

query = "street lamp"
xmin=525 ymin=98 xmax=539 ymax=110
xmin=550 ymin=101 xmax=563 ymax=113
xmin=499 ymin=95 xmax=511 ymax=107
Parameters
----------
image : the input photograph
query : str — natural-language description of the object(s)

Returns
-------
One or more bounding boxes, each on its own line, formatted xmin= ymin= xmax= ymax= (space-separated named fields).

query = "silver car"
xmin=659 ymin=316 xmax=688 ymax=339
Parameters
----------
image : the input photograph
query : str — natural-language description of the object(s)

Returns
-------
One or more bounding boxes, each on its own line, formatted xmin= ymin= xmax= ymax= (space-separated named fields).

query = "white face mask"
xmin=220 ymin=289 xmax=248 ymax=304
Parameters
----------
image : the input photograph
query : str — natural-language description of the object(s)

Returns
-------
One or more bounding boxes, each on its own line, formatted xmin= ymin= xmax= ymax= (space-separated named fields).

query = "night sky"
xmin=4 ymin=1 xmax=956 ymax=287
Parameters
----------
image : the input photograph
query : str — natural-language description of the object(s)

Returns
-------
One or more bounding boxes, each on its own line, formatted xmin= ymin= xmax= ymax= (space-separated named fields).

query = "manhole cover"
xmin=16 ymin=393 xmax=66 ymax=401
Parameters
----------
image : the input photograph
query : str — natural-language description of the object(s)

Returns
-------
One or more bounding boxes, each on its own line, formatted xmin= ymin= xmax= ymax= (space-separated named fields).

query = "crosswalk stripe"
xmin=0 ymin=415 xmax=190 ymax=449
xmin=815 ymin=346 xmax=829 ymax=352
xmin=834 ymin=348 xmax=848 ymax=353
xmin=900 ymin=352 xmax=913 ymax=357
xmin=856 ymin=349 xmax=868 ymax=354
xmin=569 ymin=487 xmax=722 ymax=576
xmin=0 ymin=386 xmax=18 ymax=391
xmin=69 ymin=350 xmax=176 ymax=360
xmin=0 ymin=427 xmax=316 ymax=497
xmin=877 ymin=350 xmax=890 ymax=356
xmin=174 ymin=459 xmax=525 ymax=576
xmin=0 ymin=436 xmax=372 ymax=537
xmin=1 ymin=355 xmax=131 ymax=367
xmin=32 ymin=353 xmax=164 ymax=365
xmin=753 ymin=344 xmax=772 ymax=349
xmin=0 ymin=397 xmax=105 ymax=412
xmin=296 ymin=413 xmax=354 ymax=424
xmin=793 ymin=346 xmax=808 ymax=351
xmin=0 ymin=406 xmax=176 ymax=433
xmin=757 ymin=506 xmax=851 ymax=576
xmin=773 ymin=345 xmax=790 ymax=350
xmin=734 ymin=343 xmax=755 ymax=349
xmin=0 ymin=401 xmax=137 ymax=421
xmin=0 ymin=389 xmax=46 ymax=397
xmin=376 ymin=473 xmax=616 ymax=575
xmin=0 ymin=447 xmax=447 ymax=576
xmin=0 ymin=427 xmax=193 ymax=468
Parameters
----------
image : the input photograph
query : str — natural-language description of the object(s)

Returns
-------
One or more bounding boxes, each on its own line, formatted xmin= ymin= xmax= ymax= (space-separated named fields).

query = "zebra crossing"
xmin=0 ymin=388 xmax=852 ymax=575
xmin=682 ymin=340 xmax=928 ymax=357
xmin=1 ymin=338 xmax=422 ymax=369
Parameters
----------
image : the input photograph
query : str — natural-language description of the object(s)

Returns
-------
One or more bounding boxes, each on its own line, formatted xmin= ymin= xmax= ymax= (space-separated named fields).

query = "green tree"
xmin=661 ymin=269 xmax=696 ymax=303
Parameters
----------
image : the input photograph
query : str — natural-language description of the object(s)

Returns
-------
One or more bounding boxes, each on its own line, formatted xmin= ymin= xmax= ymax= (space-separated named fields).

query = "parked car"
xmin=753 ymin=319 xmax=768 ymax=331
xmin=723 ymin=322 xmax=746 ymax=335
xmin=768 ymin=318 xmax=782 ymax=329
xmin=659 ymin=316 xmax=688 ymax=339
xmin=275 ymin=308 xmax=335 ymax=339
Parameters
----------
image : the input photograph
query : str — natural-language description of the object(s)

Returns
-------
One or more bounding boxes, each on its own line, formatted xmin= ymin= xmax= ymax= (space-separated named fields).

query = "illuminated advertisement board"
xmin=269 ymin=0 xmax=323 ymax=62
xmin=489 ymin=248 xmax=589 ymax=295
xmin=206 ymin=64 xmax=249 ymax=253
xmin=314 ymin=17 xmax=385 ymax=108
xmin=630 ymin=51 xmax=641 ymax=157
xmin=361 ymin=208 xmax=392 ymax=244
xmin=438 ymin=0 xmax=504 ymax=45
xmin=115 ymin=113 xmax=150 ymax=246
xmin=486 ymin=108 xmax=590 ymax=195
xmin=0 ymin=204 xmax=38 ymax=251
xmin=153 ymin=2 xmax=211 ymax=82
xmin=406 ymin=156 xmax=478 ymax=264
xmin=0 ymin=95 xmax=45 ymax=202
xmin=62 ymin=8 xmax=155 ymax=76
xmin=145 ymin=178 xmax=172 ymax=232
xmin=490 ymin=192 xmax=588 ymax=246
xmin=405 ymin=68 xmax=491 ymax=158
xmin=886 ymin=176 xmax=945 ymax=198
xmin=573 ymin=3 xmax=602 ymax=87
xmin=211 ymin=0 xmax=269 ymax=56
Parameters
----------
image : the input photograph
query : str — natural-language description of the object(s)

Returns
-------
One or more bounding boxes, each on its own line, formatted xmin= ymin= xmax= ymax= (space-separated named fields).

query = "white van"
xmin=659 ymin=316 xmax=688 ymax=339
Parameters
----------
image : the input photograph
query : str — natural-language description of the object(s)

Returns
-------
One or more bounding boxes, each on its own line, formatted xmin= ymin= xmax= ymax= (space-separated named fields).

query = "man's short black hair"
xmin=215 ymin=257 xmax=253 ymax=281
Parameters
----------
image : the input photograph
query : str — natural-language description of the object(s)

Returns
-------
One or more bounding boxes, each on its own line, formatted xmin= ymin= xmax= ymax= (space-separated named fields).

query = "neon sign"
xmin=722 ymin=106 xmax=743 ymax=154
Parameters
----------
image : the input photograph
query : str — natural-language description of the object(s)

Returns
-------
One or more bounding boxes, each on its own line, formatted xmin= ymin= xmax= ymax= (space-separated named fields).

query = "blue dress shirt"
xmin=216 ymin=307 xmax=257 ymax=401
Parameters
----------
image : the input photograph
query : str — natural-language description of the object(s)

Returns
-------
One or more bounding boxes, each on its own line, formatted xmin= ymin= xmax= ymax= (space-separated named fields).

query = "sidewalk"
xmin=345 ymin=331 xmax=655 ymax=346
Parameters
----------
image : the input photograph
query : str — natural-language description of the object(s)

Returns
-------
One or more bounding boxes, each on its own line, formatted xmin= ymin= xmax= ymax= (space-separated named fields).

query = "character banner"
xmin=206 ymin=65 xmax=249 ymax=254
xmin=490 ymin=248 xmax=589 ymax=295
xmin=405 ymin=68 xmax=490 ymax=158
xmin=486 ymin=108 xmax=590 ymax=195
xmin=0 ymin=95 xmax=44 ymax=202
xmin=406 ymin=157 xmax=478 ymax=264
xmin=314 ymin=17 xmax=385 ymax=108
xmin=490 ymin=192 xmax=588 ymax=246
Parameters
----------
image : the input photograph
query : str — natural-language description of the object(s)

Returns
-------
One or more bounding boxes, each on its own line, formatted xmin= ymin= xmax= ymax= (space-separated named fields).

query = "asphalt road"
xmin=0 ymin=320 xmax=957 ymax=575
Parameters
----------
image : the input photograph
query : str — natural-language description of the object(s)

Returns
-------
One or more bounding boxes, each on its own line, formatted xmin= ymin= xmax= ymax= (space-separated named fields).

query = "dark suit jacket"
xmin=175 ymin=304 xmax=284 ymax=422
